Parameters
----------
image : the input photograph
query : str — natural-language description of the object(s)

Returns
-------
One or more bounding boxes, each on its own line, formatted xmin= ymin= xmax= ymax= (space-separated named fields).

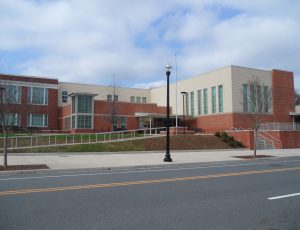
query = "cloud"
xmin=0 ymin=0 xmax=299 ymax=91
xmin=133 ymin=80 xmax=166 ymax=89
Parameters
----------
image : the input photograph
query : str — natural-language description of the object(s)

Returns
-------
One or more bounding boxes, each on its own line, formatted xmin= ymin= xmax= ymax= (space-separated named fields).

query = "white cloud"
xmin=0 ymin=0 xmax=299 ymax=91
xmin=133 ymin=80 xmax=166 ymax=89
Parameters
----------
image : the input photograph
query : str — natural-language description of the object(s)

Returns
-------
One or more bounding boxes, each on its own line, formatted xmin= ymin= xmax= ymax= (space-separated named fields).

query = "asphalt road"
xmin=0 ymin=157 xmax=300 ymax=230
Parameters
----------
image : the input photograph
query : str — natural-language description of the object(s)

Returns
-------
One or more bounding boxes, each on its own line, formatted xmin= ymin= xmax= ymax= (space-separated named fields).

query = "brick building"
xmin=0 ymin=65 xmax=299 ymax=148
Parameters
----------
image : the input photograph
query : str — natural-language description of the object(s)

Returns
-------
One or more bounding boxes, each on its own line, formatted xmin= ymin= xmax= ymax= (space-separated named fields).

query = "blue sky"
xmin=0 ymin=0 xmax=299 ymax=92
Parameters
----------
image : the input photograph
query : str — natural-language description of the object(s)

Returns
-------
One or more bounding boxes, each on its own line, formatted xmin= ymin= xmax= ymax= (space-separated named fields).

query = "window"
xmin=78 ymin=95 xmax=92 ymax=113
xmin=62 ymin=91 xmax=68 ymax=103
xmin=112 ymin=116 xmax=118 ymax=130
xmin=190 ymin=91 xmax=194 ymax=116
xmin=197 ymin=90 xmax=202 ymax=115
xmin=27 ymin=114 xmax=48 ymax=127
xmin=218 ymin=85 xmax=223 ymax=113
xmin=71 ymin=115 xmax=76 ymax=129
xmin=186 ymin=92 xmax=189 ymax=115
xmin=263 ymin=86 xmax=269 ymax=113
xmin=243 ymin=84 xmax=248 ymax=112
xmin=0 ymin=113 xmax=21 ymax=126
xmin=107 ymin=94 xmax=112 ymax=101
xmin=142 ymin=97 xmax=147 ymax=103
xmin=77 ymin=115 xmax=92 ymax=129
xmin=257 ymin=85 xmax=262 ymax=111
xmin=72 ymin=97 xmax=76 ymax=113
xmin=250 ymin=84 xmax=255 ymax=112
xmin=203 ymin=89 xmax=208 ymax=114
xmin=28 ymin=87 xmax=48 ymax=105
xmin=211 ymin=86 xmax=216 ymax=113
xmin=114 ymin=95 xmax=118 ymax=101
xmin=136 ymin=97 xmax=141 ymax=103
xmin=120 ymin=117 xmax=127 ymax=129
xmin=3 ymin=85 xmax=21 ymax=104
xmin=130 ymin=96 xmax=135 ymax=103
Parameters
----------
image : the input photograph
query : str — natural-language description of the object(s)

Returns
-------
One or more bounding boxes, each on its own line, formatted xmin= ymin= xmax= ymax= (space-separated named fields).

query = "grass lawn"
xmin=9 ymin=135 xmax=241 ymax=153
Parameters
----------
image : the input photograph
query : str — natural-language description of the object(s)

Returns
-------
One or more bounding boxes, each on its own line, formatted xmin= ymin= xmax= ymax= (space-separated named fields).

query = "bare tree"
xmin=0 ymin=82 xmax=21 ymax=166
xmin=241 ymin=77 xmax=272 ymax=157
xmin=106 ymin=78 xmax=121 ymax=131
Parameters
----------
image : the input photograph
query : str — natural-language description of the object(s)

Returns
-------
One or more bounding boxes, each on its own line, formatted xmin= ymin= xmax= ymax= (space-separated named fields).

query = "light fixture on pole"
xmin=181 ymin=92 xmax=187 ymax=135
xmin=164 ymin=64 xmax=172 ymax=162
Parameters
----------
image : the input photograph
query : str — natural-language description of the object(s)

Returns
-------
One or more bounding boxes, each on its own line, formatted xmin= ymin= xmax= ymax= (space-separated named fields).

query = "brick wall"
xmin=272 ymin=70 xmax=295 ymax=122
xmin=0 ymin=74 xmax=59 ymax=130
xmin=227 ymin=130 xmax=254 ymax=149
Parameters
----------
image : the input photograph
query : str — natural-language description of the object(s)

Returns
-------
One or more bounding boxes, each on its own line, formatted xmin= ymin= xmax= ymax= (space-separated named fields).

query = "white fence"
xmin=260 ymin=122 xmax=300 ymax=131
xmin=0 ymin=127 xmax=166 ymax=150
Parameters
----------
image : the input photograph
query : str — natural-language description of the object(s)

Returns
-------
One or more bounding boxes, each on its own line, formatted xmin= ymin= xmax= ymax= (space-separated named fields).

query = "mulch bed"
xmin=0 ymin=164 xmax=49 ymax=171
xmin=232 ymin=155 xmax=274 ymax=159
xmin=142 ymin=135 xmax=237 ymax=151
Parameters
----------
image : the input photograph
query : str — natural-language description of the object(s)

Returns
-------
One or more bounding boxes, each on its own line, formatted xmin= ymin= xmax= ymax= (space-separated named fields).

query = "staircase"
xmin=256 ymin=135 xmax=274 ymax=150
xmin=256 ymin=130 xmax=282 ymax=150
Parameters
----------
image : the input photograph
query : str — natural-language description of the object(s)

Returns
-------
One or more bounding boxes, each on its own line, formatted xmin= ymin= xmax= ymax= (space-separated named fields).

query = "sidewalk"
xmin=2 ymin=148 xmax=299 ymax=170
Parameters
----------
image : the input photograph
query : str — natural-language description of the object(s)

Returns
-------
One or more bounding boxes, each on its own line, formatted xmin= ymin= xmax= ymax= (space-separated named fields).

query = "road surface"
xmin=0 ymin=157 xmax=300 ymax=229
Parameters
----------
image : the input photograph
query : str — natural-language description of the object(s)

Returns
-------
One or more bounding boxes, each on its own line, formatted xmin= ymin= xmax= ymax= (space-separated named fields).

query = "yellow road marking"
xmin=0 ymin=166 xmax=299 ymax=196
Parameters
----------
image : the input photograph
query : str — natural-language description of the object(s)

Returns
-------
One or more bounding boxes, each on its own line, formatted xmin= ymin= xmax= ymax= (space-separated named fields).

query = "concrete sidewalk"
xmin=2 ymin=148 xmax=299 ymax=170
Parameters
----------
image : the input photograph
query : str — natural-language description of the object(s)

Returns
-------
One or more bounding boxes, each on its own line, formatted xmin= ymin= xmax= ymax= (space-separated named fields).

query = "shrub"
xmin=215 ymin=131 xmax=221 ymax=137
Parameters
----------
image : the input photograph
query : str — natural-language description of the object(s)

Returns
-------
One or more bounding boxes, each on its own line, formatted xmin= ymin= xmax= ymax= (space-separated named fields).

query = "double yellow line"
xmin=1 ymin=166 xmax=300 ymax=196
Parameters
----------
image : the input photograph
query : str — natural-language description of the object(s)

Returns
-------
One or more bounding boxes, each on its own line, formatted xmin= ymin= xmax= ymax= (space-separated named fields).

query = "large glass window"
xmin=142 ymin=97 xmax=147 ymax=103
xmin=186 ymin=92 xmax=189 ymax=115
xmin=136 ymin=97 xmax=141 ymax=103
xmin=203 ymin=89 xmax=208 ymax=114
xmin=250 ymin=84 xmax=255 ymax=112
xmin=71 ymin=115 xmax=76 ymax=129
xmin=27 ymin=114 xmax=48 ymax=127
xmin=263 ymin=86 xmax=269 ymax=113
xmin=62 ymin=91 xmax=68 ymax=103
xmin=197 ymin=90 xmax=202 ymax=115
xmin=28 ymin=87 xmax=48 ymax=105
xmin=211 ymin=86 xmax=216 ymax=113
xmin=78 ymin=95 xmax=92 ymax=113
xmin=120 ymin=117 xmax=127 ymax=129
xmin=114 ymin=95 xmax=118 ymax=101
xmin=218 ymin=85 xmax=223 ymax=113
xmin=190 ymin=91 xmax=194 ymax=116
xmin=243 ymin=84 xmax=248 ymax=112
xmin=77 ymin=115 xmax=92 ymax=129
xmin=3 ymin=85 xmax=21 ymax=104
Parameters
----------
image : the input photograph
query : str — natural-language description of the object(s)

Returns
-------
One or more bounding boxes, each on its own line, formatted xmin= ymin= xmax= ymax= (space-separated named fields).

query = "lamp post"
xmin=164 ymin=64 xmax=172 ymax=162
xmin=181 ymin=91 xmax=187 ymax=135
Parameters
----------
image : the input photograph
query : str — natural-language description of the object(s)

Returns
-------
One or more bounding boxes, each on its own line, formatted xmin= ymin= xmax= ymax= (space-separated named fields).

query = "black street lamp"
xmin=181 ymin=91 xmax=187 ymax=135
xmin=164 ymin=64 xmax=172 ymax=162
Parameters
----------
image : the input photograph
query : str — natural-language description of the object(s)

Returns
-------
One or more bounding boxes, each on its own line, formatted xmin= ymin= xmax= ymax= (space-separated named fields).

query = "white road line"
xmin=0 ymin=159 xmax=300 ymax=181
xmin=268 ymin=193 xmax=300 ymax=200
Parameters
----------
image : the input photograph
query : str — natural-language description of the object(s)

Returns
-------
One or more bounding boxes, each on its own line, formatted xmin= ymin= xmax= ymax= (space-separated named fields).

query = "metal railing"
xmin=258 ymin=130 xmax=282 ymax=149
xmin=0 ymin=127 xmax=166 ymax=150
xmin=260 ymin=122 xmax=300 ymax=131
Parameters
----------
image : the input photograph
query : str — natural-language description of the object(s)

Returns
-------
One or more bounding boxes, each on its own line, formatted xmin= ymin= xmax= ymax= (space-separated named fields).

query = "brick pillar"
xmin=272 ymin=70 xmax=295 ymax=122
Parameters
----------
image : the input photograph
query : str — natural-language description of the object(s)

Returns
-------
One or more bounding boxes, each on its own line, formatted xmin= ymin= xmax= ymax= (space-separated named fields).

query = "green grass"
xmin=1 ymin=132 xmax=145 ymax=149
xmin=10 ymin=139 xmax=146 ymax=153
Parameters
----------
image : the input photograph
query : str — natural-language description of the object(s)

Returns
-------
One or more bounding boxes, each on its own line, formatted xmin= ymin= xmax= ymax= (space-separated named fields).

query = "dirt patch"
xmin=0 ymin=164 xmax=49 ymax=171
xmin=232 ymin=155 xmax=274 ymax=159
xmin=142 ymin=135 xmax=238 ymax=151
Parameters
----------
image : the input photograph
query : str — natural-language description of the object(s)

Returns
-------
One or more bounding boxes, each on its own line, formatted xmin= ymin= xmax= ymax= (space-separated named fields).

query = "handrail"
xmin=0 ymin=127 xmax=166 ymax=150
xmin=257 ymin=132 xmax=274 ymax=149
xmin=258 ymin=130 xmax=282 ymax=149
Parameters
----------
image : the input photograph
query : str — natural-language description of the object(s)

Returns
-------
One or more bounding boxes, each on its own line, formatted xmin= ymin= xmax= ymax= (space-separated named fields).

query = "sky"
xmin=0 ymin=0 xmax=299 ymax=92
